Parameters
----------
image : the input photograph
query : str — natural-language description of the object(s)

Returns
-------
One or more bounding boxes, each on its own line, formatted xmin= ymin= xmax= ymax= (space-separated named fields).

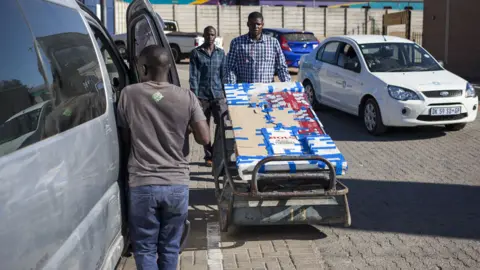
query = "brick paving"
xmin=117 ymin=67 xmax=480 ymax=270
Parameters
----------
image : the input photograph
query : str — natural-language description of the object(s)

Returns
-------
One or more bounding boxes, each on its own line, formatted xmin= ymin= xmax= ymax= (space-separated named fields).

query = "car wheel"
xmin=445 ymin=123 xmax=466 ymax=131
xmin=170 ymin=45 xmax=181 ymax=63
xmin=304 ymin=81 xmax=320 ymax=110
xmin=363 ymin=98 xmax=387 ymax=135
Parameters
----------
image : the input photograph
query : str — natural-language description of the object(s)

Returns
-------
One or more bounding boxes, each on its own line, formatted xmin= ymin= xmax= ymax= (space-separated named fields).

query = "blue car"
xmin=263 ymin=28 xmax=320 ymax=68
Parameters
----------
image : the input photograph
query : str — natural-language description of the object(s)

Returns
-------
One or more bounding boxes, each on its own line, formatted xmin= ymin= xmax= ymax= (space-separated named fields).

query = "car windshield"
xmin=283 ymin=33 xmax=317 ymax=42
xmin=164 ymin=22 xmax=177 ymax=32
xmin=0 ymin=108 xmax=42 ymax=144
xmin=359 ymin=42 xmax=443 ymax=72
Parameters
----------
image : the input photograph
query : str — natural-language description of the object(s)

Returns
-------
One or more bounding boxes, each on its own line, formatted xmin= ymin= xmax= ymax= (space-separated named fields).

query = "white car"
xmin=298 ymin=35 xmax=478 ymax=135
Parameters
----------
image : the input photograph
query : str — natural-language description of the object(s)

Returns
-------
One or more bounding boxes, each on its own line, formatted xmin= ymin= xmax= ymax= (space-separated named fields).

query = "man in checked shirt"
xmin=225 ymin=12 xmax=291 ymax=84
xmin=189 ymin=26 xmax=227 ymax=167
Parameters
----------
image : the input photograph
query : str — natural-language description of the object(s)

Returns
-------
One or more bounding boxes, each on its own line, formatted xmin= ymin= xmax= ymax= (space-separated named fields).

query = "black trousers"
xmin=198 ymin=98 xmax=228 ymax=160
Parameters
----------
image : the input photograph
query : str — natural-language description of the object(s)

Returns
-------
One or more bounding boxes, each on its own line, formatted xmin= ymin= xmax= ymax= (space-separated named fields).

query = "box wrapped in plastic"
xmin=224 ymin=82 xmax=348 ymax=180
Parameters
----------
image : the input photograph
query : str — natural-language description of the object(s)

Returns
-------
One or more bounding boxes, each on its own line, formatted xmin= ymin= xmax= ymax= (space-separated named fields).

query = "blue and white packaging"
xmin=224 ymin=82 xmax=348 ymax=180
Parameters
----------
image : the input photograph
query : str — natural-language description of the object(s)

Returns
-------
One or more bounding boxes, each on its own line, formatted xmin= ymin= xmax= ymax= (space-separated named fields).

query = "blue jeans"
xmin=128 ymin=185 xmax=189 ymax=270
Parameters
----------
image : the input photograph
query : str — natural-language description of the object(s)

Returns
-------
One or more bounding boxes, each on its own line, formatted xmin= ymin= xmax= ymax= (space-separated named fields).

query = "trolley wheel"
xmin=218 ymin=201 xmax=230 ymax=232
xmin=218 ymin=185 xmax=233 ymax=233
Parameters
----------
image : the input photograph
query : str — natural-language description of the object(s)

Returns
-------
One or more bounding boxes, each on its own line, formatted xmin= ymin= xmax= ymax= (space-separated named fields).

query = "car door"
xmin=310 ymin=44 xmax=326 ymax=103
xmin=79 ymin=2 xmax=136 ymax=258
xmin=126 ymin=0 xmax=180 ymax=86
xmin=313 ymin=41 xmax=342 ymax=108
xmin=335 ymin=42 xmax=364 ymax=115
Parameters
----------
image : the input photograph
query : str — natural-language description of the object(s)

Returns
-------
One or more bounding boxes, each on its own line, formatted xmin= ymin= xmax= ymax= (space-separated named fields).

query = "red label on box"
xmin=266 ymin=92 xmax=324 ymax=135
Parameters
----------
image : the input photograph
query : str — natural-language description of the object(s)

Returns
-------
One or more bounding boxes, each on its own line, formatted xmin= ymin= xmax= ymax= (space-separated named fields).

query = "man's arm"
xmin=189 ymin=92 xmax=210 ymax=145
xmin=274 ymin=39 xmax=292 ymax=82
xmin=224 ymin=39 xmax=238 ymax=84
xmin=191 ymin=120 xmax=210 ymax=145
xmin=189 ymin=49 xmax=199 ymax=94
xmin=220 ymin=50 xmax=226 ymax=87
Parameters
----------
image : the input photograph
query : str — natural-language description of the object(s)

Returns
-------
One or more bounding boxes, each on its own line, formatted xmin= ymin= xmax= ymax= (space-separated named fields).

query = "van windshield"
xmin=359 ymin=42 xmax=443 ymax=72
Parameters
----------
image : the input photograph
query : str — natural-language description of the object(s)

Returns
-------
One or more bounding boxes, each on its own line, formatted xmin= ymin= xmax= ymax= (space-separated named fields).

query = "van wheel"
xmin=304 ymin=81 xmax=320 ymax=110
xmin=445 ymin=123 xmax=466 ymax=131
xmin=170 ymin=45 xmax=181 ymax=63
xmin=362 ymin=98 xmax=387 ymax=135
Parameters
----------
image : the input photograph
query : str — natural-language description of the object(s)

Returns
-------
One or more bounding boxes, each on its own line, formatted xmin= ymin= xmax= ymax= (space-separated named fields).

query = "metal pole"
xmin=101 ymin=0 xmax=107 ymax=28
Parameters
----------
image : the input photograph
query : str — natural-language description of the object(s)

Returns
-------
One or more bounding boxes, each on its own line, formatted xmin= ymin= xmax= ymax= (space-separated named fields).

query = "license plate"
xmin=430 ymin=106 xmax=461 ymax=116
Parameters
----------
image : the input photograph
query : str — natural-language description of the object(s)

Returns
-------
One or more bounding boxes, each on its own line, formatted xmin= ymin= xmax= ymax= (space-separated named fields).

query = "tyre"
xmin=445 ymin=123 xmax=466 ymax=131
xmin=304 ymin=81 xmax=321 ymax=110
xmin=362 ymin=98 xmax=387 ymax=135
xmin=170 ymin=45 xmax=181 ymax=63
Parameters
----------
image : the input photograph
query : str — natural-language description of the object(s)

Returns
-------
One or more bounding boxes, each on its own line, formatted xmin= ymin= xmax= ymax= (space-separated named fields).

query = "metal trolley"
xmin=211 ymin=113 xmax=352 ymax=232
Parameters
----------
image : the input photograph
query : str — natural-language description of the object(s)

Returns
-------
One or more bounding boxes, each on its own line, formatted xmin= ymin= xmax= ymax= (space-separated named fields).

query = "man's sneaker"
xmin=205 ymin=160 xmax=213 ymax=167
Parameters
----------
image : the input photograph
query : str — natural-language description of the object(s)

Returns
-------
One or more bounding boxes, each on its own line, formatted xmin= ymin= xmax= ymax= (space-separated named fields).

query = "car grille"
xmin=417 ymin=113 xmax=468 ymax=122
xmin=422 ymin=90 xmax=463 ymax=98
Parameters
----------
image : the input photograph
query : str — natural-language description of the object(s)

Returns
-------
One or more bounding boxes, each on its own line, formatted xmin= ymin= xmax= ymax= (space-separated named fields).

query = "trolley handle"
xmin=251 ymin=155 xmax=337 ymax=195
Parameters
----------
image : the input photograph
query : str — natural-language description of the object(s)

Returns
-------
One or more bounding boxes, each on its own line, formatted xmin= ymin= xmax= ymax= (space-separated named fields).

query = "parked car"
xmin=298 ymin=35 xmax=478 ymax=135
xmin=263 ymin=28 xmax=320 ymax=68
xmin=112 ymin=18 xmax=223 ymax=63
xmin=0 ymin=0 xmax=181 ymax=269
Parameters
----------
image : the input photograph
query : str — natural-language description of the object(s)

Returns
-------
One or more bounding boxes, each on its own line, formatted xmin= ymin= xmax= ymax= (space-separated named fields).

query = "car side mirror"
xmin=438 ymin=60 xmax=444 ymax=67
xmin=345 ymin=60 xmax=360 ymax=73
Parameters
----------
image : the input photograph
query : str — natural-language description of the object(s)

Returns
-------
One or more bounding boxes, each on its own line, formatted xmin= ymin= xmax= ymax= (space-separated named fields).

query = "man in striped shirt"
xmin=225 ymin=12 xmax=291 ymax=84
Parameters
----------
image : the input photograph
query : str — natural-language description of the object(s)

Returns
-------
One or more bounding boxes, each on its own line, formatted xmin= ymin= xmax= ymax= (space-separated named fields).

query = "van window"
xmin=92 ymin=25 xmax=125 ymax=93
xmin=134 ymin=16 xmax=158 ymax=58
xmin=18 ymin=0 xmax=107 ymax=137
xmin=0 ymin=0 xmax=107 ymax=158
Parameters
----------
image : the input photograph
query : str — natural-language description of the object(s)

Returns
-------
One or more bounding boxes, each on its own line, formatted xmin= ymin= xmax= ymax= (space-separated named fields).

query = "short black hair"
xmin=203 ymin=26 xmax=216 ymax=34
xmin=248 ymin=11 xmax=263 ymax=21
xmin=138 ymin=45 xmax=170 ymax=72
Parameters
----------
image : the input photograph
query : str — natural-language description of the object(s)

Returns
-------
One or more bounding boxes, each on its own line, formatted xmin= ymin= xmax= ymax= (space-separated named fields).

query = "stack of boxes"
xmin=224 ymin=82 xmax=348 ymax=180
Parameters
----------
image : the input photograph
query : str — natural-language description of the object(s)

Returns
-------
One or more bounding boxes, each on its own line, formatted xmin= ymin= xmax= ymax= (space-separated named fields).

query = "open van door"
xmin=126 ymin=0 xmax=180 ymax=86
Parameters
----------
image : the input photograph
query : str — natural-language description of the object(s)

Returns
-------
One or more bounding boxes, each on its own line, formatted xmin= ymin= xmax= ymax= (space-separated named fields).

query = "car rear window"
xmin=283 ymin=33 xmax=317 ymax=42
xmin=164 ymin=22 xmax=177 ymax=32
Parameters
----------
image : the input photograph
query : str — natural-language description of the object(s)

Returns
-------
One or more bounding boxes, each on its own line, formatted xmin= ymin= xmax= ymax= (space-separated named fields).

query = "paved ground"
xmin=117 ymin=63 xmax=480 ymax=270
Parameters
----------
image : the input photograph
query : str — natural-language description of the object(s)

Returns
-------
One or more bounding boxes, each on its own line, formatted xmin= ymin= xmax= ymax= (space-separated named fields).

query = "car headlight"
xmin=466 ymin=82 xmax=477 ymax=97
xmin=387 ymin=85 xmax=420 ymax=101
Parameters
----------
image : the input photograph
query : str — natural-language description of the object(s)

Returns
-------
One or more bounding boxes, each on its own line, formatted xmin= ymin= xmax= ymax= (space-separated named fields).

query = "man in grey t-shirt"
xmin=117 ymin=45 xmax=209 ymax=270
